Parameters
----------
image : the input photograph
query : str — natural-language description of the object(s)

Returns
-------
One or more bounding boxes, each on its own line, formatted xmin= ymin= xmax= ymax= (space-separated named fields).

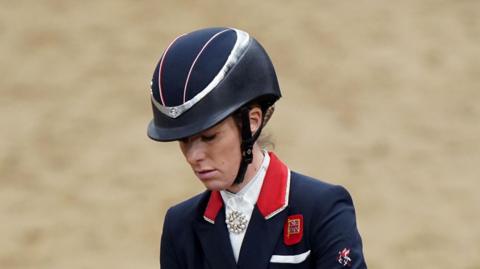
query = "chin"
xmin=203 ymin=183 xmax=225 ymax=191
xmin=202 ymin=180 xmax=231 ymax=192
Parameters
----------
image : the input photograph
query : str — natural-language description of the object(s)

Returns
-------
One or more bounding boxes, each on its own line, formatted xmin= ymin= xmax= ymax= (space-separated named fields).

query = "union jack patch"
xmin=283 ymin=214 xmax=303 ymax=245
xmin=337 ymin=248 xmax=352 ymax=267
xmin=288 ymin=218 xmax=301 ymax=235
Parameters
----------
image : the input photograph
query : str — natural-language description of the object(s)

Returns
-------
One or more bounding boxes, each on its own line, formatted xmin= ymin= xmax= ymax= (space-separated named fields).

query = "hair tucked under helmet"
xmin=147 ymin=27 xmax=281 ymax=184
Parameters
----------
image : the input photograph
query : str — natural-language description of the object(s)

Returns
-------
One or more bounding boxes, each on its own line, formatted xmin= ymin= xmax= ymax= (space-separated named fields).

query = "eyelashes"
xmin=201 ymin=134 xmax=216 ymax=142
xmin=179 ymin=133 xmax=217 ymax=144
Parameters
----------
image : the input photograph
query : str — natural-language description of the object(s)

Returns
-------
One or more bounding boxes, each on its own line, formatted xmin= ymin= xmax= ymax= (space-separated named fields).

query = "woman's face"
xmin=179 ymin=116 xmax=242 ymax=191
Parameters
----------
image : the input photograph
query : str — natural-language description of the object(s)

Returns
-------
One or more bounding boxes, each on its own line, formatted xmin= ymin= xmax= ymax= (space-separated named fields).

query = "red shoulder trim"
xmin=257 ymin=152 xmax=290 ymax=219
xmin=203 ymin=190 xmax=222 ymax=223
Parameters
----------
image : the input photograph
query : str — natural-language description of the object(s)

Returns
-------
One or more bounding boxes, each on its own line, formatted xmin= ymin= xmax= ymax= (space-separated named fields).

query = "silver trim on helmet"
xmin=151 ymin=28 xmax=251 ymax=119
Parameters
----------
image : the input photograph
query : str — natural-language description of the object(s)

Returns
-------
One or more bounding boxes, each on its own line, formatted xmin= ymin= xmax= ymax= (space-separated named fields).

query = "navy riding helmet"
xmin=147 ymin=27 xmax=281 ymax=184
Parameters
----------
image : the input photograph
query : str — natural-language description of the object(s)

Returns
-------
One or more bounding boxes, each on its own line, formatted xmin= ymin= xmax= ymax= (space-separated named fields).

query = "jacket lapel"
xmin=236 ymin=153 xmax=291 ymax=269
xmin=193 ymin=207 xmax=237 ymax=269
xmin=237 ymin=206 xmax=288 ymax=269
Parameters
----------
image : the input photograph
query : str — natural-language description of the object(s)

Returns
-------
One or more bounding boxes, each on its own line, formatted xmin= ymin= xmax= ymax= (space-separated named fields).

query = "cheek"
xmin=215 ymin=135 xmax=241 ymax=174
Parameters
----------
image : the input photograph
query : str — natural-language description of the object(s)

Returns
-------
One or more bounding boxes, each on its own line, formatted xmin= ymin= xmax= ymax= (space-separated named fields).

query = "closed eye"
xmin=201 ymin=134 xmax=216 ymax=142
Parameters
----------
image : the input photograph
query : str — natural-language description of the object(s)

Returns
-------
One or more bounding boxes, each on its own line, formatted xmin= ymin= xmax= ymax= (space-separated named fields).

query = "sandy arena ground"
xmin=1 ymin=0 xmax=479 ymax=268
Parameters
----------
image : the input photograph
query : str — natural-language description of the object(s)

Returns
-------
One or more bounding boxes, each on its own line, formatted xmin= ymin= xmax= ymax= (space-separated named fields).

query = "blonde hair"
xmin=257 ymin=132 xmax=275 ymax=151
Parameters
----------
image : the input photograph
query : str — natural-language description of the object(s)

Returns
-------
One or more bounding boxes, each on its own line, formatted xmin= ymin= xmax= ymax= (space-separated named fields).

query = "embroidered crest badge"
xmin=284 ymin=214 xmax=303 ymax=245
xmin=337 ymin=248 xmax=352 ymax=267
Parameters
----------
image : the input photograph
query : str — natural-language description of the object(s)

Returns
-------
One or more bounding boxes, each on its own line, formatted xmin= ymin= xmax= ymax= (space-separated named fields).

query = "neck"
xmin=227 ymin=144 xmax=264 ymax=193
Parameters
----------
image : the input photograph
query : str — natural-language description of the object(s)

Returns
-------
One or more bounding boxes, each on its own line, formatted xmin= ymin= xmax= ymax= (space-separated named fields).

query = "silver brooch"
xmin=226 ymin=210 xmax=248 ymax=234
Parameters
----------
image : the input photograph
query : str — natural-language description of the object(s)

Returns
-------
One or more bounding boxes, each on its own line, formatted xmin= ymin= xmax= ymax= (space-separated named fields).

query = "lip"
xmin=195 ymin=169 xmax=219 ymax=181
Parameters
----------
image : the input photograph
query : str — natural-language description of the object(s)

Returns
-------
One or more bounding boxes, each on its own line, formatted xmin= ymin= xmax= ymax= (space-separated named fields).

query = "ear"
xmin=249 ymin=107 xmax=263 ymax=134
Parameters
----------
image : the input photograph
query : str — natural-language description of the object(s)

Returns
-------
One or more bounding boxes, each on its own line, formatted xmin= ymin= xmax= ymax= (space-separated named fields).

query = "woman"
xmin=147 ymin=27 xmax=367 ymax=269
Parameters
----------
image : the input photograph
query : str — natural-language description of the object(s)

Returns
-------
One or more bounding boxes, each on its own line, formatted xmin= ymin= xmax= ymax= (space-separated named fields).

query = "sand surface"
xmin=1 ymin=0 xmax=479 ymax=268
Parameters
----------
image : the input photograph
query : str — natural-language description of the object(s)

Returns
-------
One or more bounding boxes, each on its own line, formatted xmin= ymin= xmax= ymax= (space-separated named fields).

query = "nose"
xmin=183 ymin=140 xmax=206 ymax=166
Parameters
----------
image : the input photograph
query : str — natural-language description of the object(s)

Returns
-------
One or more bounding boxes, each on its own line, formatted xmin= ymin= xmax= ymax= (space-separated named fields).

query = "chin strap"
xmin=232 ymin=106 xmax=265 ymax=185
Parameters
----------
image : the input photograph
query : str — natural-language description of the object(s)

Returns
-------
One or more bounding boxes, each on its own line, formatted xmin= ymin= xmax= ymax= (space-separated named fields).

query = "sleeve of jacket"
xmin=312 ymin=185 xmax=367 ymax=269
xmin=160 ymin=207 xmax=181 ymax=269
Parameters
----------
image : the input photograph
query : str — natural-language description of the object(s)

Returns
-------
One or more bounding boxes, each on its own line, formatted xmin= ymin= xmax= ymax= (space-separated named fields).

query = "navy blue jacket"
xmin=160 ymin=153 xmax=367 ymax=268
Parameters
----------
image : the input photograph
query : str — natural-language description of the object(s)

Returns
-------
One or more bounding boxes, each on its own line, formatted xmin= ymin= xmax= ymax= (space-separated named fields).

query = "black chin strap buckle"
xmin=241 ymin=142 xmax=254 ymax=164
xmin=232 ymin=106 xmax=266 ymax=186
xmin=240 ymin=107 xmax=254 ymax=164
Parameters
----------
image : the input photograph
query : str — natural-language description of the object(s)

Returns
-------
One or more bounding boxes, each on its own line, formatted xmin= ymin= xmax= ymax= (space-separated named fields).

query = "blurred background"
xmin=1 ymin=0 xmax=479 ymax=268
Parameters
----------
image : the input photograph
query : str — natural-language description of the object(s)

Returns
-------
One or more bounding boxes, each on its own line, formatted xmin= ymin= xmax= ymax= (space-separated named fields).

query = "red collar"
xmin=203 ymin=152 xmax=290 ymax=223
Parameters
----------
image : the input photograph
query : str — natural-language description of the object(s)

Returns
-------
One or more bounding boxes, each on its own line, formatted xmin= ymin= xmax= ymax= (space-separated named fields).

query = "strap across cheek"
xmin=233 ymin=106 xmax=265 ymax=185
